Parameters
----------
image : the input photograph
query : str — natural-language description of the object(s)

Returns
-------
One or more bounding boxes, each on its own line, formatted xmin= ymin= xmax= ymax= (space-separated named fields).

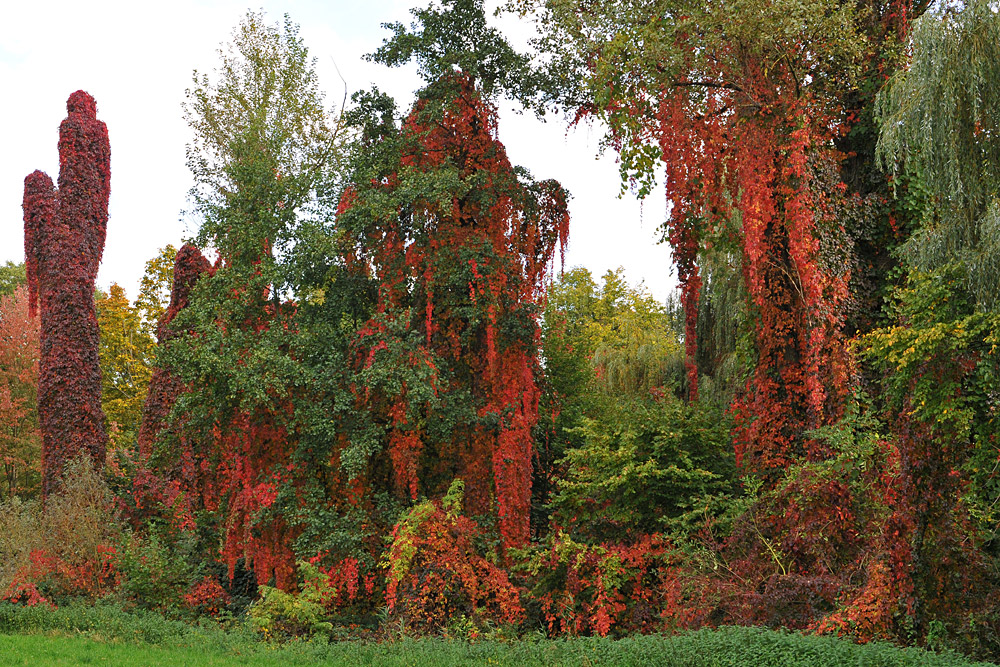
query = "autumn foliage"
xmin=131 ymin=244 xmax=212 ymax=531
xmin=518 ymin=531 xmax=685 ymax=637
xmin=650 ymin=58 xmax=853 ymax=477
xmin=341 ymin=73 xmax=568 ymax=551
xmin=0 ymin=286 xmax=41 ymax=498
xmin=8 ymin=4 xmax=1000 ymax=661
xmin=383 ymin=481 xmax=524 ymax=633
xmin=136 ymin=244 xmax=212 ymax=462
xmin=22 ymin=91 xmax=110 ymax=497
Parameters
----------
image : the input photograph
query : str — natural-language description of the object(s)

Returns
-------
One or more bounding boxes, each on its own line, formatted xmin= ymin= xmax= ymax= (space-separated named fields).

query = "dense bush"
xmin=515 ymin=531 xmax=686 ymax=637
xmin=249 ymin=561 xmax=338 ymax=638
xmin=383 ymin=480 xmax=524 ymax=635
xmin=0 ymin=456 xmax=121 ymax=605
xmin=115 ymin=529 xmax=206 ymax=615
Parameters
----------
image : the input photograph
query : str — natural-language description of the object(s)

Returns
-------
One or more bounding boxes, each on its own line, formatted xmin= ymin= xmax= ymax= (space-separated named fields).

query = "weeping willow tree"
xmin=590 ymin=311 xmax=683 ymax=397
xmin=559 ymin=268 xmax=684 ymax=397
xmin=693 ymin=245 xmax=751 ymax=410
xmin=876 ymin=0 xmax=1000 ymax=311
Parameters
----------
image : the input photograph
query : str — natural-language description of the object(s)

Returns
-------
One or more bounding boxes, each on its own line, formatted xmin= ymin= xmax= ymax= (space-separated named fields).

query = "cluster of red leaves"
xmin=655 ymin=81 xmax=851 ymax=475
xmin=22 ymin=91 xmax=110 ymax=497
xmin=134 ymin=245 xmax=302 ymax=588
xmin=137 ymin=244 xmax=212 ymax=461
xmin=727 ymin=115 xmax=850 ymax=475
xmin=383 ymin=496 xmax=524 ymax=633
xmin=182 ymin=575 xmax=231 ymax=616
xmin=2 ymin=581 xmax=51 ymax=608
xmin=704 ymin=473 xmax=864 ymax=629
xmin=522 ymin=532 xmax=686 ymax=637
xmin=130 ymin=245 xmax=213 ymax=534
xmin=306 ymin=555 xmax=378 ymax=609
xmin=135 ymin=239 xmax=302 ymax=589
xmin=842 ymin=411 xmax=991 ymax=640
xmin=5 ymin=545 xmax=119 ymax=604
xmin=344 ymin=74 xmax=568 ymax=551
xmin=214 ymin=410 xmax=298 ymax=589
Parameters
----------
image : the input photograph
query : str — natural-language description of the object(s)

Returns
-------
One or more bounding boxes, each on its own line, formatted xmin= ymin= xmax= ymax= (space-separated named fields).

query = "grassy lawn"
xmin=0 ymin=634 xmax=246 ymax=666
xmin=2 ymin=629 xmax=997 ymax=667
xmin=0 ymin=603 xmax=995 ymax=666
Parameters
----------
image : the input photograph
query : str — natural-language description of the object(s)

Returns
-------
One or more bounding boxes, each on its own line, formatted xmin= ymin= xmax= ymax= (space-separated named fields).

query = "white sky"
xmin=0 ymin=0 xmax=675 ymax=303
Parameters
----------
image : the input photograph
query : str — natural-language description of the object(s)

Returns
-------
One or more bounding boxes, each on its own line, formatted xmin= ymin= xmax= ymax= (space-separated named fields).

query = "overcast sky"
xmin=1 ymin=0 xmax=674 ymax=302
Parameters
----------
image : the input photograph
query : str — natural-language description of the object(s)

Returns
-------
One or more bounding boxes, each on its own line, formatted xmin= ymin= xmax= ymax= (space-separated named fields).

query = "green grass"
xmin=0 ymin=634 xmax=246 ymax=666
xmin=0 ymin=602 xmax=995 ymax=666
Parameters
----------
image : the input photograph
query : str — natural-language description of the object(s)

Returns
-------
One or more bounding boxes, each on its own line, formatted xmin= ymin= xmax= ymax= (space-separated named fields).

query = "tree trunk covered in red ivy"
xmin=343 ymin=74 xmax=568 ymax=550
xmin=657 ymin=86 xmax=850 ymax=477
xmin=137 ymin=244 xmax=212 ymax=460
xmin=130 ymin=244 xmax=213 ymax=532
xmin=635 ymin=1 xmax=932 ymax=634
xmin=729 ymin=112 xmax=850 ymax=475
xmin=23 ymin=91 xmax=110 ymax=498
xmin=136 ymin=240 xmax=299 ymax=588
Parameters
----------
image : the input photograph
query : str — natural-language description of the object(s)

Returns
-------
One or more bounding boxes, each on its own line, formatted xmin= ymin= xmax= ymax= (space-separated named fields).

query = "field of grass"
xmin=0 ymin=602 xmax=994 ymax=666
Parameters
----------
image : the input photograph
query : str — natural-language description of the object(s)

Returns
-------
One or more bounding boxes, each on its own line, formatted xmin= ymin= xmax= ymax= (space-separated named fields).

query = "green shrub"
xmin=115 ymin=529 xmax=202 ymax=614
xmin=248 ymin=561 xmax=334 ymax=638
xmin=0 ymin=602 xmax=993 ymax=665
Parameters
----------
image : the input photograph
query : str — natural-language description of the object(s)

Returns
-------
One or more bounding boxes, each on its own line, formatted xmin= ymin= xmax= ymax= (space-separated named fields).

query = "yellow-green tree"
xmin=97 ymin=284 xmax=154 ymax=450
xmin=0 ymin=262 xmax=26 ymax=297
xmin=135 ymin=245 xmax=178 ymax=339
xmin=544 ymin=267 xmax=683 ymax=398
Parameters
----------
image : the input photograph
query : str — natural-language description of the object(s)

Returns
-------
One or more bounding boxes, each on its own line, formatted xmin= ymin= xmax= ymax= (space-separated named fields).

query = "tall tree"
xmin=337 ymin=0 xmax=569 ymax=551
xmin=23 ymin=91 xmax=110 ymax=497
xmin=336 ymin=93 xmax=566 ymax=548
xmin=877 ymin=0 xmax=1000 ymax=312
xmin=96 ymin=283 xmax=155 ymax=451
xmin=162 ymin=11 xmax=345 ymax=587
xmin=134 ymin=245 xmax=178 ymax=340
xmin=515 ymin=0 xmax=917 ymax=475
xmin=512 ymin=0 xmax=942 ymax=637
xmin=859 ymin=0 xmax=1000 ymax=641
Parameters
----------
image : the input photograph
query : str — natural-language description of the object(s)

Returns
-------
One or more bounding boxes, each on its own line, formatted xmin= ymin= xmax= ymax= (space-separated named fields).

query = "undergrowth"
xmin=0 ymin=601 xmax=993 ymax=666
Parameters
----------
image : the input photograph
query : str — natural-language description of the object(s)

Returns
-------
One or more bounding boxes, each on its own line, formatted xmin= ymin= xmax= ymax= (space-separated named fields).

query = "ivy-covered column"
xmin=23 ymin=90 xmax=111 ymax=497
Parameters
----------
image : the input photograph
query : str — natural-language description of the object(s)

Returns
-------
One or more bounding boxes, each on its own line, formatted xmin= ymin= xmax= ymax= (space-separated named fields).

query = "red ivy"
xmin=343 ymin=74 xmax=569 ymax=551
xmin=22 ymin=91 xmax=111 ymax=497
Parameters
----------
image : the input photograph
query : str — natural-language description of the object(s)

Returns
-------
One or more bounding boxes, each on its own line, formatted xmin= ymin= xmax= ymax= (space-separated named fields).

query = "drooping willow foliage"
xmin=877 ymin=0 xmax=1000 ymax=311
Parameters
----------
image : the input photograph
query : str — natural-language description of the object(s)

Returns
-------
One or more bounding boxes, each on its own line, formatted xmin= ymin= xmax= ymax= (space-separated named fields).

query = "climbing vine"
xmin=22 ymin=91 xmax=110 ymax=497
xmin=340 ymin=73 xmax=568 ymax=550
